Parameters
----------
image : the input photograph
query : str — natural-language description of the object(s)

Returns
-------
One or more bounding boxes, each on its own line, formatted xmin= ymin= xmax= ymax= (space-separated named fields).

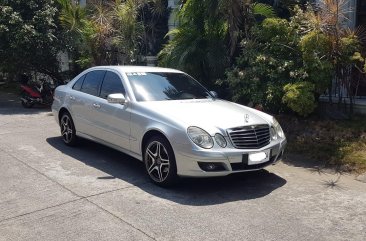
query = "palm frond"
xmin=149 ymin=0 xmax=166 ymax=17
xmin=252 ymin=3 xmax=276 ymax=19
xmin=57 ymin=0 xmax=86 ymax=32
xmin=316 ymin=0 xmax=353 ymax=33
xmin=345 ymin=25 xmax=366 ymax=45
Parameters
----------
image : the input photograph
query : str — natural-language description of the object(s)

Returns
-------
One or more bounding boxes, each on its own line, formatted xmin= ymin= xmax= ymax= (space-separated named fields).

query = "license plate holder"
xmin=247 ymin=149 xmax=271 ymax=165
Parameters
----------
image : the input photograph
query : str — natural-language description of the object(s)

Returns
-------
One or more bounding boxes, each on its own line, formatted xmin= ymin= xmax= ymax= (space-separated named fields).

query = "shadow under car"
xmin=46 ymin=136 xmax=287 ymax=206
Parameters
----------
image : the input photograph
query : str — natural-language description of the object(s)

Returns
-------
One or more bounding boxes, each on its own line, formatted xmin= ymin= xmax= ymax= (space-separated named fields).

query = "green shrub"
xmin=299 ymin=31 xmax=333 ymax=94
xmin=259 ymin=18 xmax=291 ymax=42
xmin=222 ymin=4 xmax=364 ymax=116
xmin=221 ymin=17 xmax=303 ymax=113
xmin=282 ymin=81 xmax=316 ymax=117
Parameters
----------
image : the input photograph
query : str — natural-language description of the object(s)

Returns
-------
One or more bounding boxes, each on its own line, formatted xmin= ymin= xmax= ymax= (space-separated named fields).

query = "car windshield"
xmin=126 ymin=72 xmax=213 ymax=101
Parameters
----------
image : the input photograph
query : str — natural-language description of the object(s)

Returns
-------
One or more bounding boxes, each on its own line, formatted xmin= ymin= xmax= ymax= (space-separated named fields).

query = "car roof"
xmin=87 ymin=65 xmax=184 ymax=74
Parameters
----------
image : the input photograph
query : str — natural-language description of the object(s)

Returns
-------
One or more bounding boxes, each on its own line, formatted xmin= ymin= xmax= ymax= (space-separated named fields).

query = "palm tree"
xmin=57 ymin=0 xmax=146 ymax=66
xmin=158 ymin=0 xmax=275 ymax=85
xmin=58 ymin=0 xmax=169 ymax=66
xmin=158 ymin=0 xmax=228 ymax=86
xmin=138 ymin=0 xmax=170 ymax=56
xmin=111 ymin=0 xmax=144 ymax=64
xmin=296 ymin=0 xmax=365 ymax=113
xmin=218 ymin=0 xmax=275 ymax=58
xmin=57 ymin=0 xmax=86 ymax=33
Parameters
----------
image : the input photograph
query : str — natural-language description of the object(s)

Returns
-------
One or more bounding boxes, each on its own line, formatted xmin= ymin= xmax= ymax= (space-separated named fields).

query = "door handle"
xmin=69 ymin=96 xmax=75 ymax=100
xmin=93 ymin=103 xmax=101 ymax=108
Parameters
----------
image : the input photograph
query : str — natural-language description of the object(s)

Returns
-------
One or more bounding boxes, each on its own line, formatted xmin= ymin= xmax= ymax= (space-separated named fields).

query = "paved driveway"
xmin=0 ymin=92 xmax=365 ymax=241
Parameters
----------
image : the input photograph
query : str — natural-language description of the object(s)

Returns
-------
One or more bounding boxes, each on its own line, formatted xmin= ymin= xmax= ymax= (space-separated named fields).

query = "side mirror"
xmin=107 ymin=93 xmax=126 ymax=105
xmin=210 ymin=91 xmax=218 ymax=99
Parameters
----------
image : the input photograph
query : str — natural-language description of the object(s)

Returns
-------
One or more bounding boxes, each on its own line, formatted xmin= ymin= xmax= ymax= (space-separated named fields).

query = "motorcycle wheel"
xmin=21 ymin=92 xmax=34 ymax=108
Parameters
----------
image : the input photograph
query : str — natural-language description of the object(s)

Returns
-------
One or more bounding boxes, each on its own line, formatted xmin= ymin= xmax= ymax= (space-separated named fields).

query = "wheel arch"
xmin=58 ymin=107 xmax=71 ymax=122
xmin=141 ymin=129 xmax=173 ymax=155
xmin=141 ymin=128 xmax=178 ymax=186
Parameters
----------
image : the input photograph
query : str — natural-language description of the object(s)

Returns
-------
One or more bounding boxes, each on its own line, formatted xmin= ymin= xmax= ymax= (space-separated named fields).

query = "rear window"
xmin=72 ymin=75 xmax=85 ymax=91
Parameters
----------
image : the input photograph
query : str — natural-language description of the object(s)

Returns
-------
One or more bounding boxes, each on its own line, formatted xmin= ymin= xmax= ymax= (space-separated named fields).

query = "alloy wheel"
xmin=145 ymin=141 xmax=171 ymax=183
xmin=60 ymin=115 xmax=74 ymax=144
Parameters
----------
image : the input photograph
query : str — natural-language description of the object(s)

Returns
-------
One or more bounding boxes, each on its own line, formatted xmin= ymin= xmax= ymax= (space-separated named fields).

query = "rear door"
xmin=68 ymin=74 xmax=87 ymax=132
xmin=70 ymin=70 xmax=105 ymax=137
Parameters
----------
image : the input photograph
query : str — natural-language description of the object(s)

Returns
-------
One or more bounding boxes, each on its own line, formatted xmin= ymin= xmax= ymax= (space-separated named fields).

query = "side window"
xmin=80 ymin=70 xmax=105 ymax=96
xmin=99 ymin=71 xmax=126 ymax=99
xmin=72 ymin=74 xmax=86 ymax=91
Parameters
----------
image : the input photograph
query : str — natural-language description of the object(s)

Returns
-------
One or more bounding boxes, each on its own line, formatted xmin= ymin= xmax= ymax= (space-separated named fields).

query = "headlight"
xmin=270 ymin=127 xmax=277 ymax=140
xmin=272 ymin=118 xmax=285 ymax=139
xmin=214 ymin=133 xmax=227 ymax=148
xmin=187 ymin=127 xmax=214 ymax=149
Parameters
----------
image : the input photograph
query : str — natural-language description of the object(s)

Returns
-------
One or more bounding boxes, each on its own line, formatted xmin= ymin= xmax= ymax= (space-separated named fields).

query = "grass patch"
xmin=278 ymin=115 xmax=366 ymax=173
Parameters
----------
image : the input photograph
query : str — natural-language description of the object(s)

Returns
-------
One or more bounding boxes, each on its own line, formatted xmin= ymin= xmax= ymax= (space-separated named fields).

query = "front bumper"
xmin=174 ymin=138 xmax=287 ymax=177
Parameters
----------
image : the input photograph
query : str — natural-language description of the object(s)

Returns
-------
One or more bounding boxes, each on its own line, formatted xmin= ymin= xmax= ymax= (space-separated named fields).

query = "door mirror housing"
xmin=107 ymin=93 xmax=126 ymax=105
xmin=210 ymin=91 xmax=218 ymax=99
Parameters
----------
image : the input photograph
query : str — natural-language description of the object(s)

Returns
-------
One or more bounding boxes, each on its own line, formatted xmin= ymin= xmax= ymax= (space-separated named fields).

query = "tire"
xmin=143 ymin=136 xmax=178 ymax=187
xmin=60 ymin=112 xmax=78 ymax=146
xmin=21 ymin=92 xmax=34 ymax=108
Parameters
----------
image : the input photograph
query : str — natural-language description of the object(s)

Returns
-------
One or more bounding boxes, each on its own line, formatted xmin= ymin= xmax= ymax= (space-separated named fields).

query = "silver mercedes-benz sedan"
xmin=52 ymin=66 xmax=286 ymax=186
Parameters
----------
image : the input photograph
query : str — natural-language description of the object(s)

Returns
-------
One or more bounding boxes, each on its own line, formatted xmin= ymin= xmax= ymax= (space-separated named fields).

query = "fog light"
xmin=198 ymin=162 xmax=226 ymax=172
xmin=206 ymin=164 xmax=216 ymax=170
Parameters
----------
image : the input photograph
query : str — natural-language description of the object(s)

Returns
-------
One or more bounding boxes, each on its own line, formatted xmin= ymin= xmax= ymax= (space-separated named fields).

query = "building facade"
xmin=356 ymin=0 xmax=366 ymax=26
xmin=344 ymin=0 xmax=366 ymax=113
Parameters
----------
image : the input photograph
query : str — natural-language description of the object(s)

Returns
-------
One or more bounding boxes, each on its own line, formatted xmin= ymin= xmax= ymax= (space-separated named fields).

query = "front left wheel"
xmin=60 ymin=112 xmax=78 ymax=146
xmin=143 ymin=136 xmax=178 ymax=187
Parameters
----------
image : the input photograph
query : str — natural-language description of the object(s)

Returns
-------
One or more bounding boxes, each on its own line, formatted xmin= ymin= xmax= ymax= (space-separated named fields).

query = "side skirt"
xmin=76 ymin=131 xmax=143 ymax=161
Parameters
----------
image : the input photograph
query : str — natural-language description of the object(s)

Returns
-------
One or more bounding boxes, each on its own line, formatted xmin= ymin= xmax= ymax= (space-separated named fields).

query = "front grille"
xmin=228 ymin=124 xmax=270 ymax=149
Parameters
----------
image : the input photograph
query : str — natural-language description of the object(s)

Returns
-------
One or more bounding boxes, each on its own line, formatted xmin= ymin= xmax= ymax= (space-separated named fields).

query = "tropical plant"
xmin=291 ymin=1 xmax=365 ymax=113
xmin=223 ymin=1 xmax=365 ymax=116
xmin=58 ymin=0 xmax=168 ymax=69
xmin=158 ymin=0 xmax=276 ymax=86
xmin=219 ymin=1 xmax=276 ymax=58
xmin=110 ymin=0 xmax=144 ymax=64
xmin=138 ymin=0 xmax=170 ymax=56
xmin=158 ymin=0 xmax=229 ymax=86
xmin=56 ymin=1 xmax=133 ymax=68
xmin=282 ymin=81 xmax=317 ymax=117
xmin=299 ymin=30 xmax=333 ymax=95
xmin=221 ymin=16 xmax=305 ymax=113
xmin=58 ymin=0 xmax=86 ymax=32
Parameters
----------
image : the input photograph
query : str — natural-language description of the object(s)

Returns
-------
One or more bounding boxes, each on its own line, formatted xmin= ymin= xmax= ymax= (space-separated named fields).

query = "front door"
xmin=92 ymin=71 xmax=131 ymax=151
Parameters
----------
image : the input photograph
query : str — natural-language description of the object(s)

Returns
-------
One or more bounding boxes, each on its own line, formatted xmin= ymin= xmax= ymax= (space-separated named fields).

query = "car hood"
xmin=139 ymin=99 xmax=273 ymax=135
